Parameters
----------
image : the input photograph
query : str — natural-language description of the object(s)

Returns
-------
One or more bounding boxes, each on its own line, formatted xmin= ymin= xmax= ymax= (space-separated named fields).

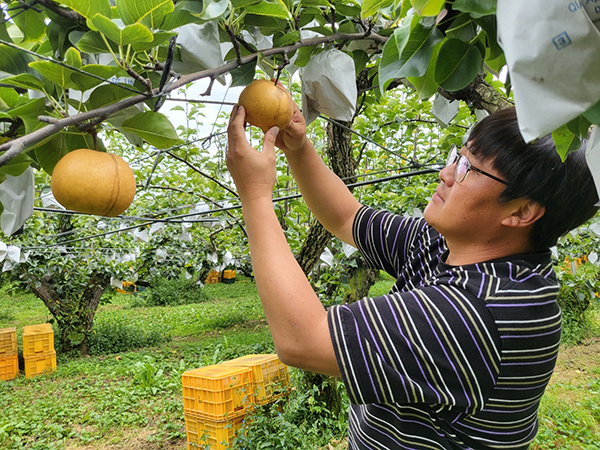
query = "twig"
xmin=123 ymin=61 xmax=153 ymax=94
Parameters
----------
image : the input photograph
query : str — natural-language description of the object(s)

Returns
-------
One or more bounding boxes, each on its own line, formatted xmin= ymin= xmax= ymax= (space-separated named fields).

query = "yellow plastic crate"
xmin=222 ymin=354 xmax=290 ymax=404
xmin=182 ymin=365 xmax=253 ymax=420
xmin=22 ymin=324 xmax=54 ymax=356
xmin=185 ymin=412 xmax=246 ymax=450
xmin=24 ymin=351 xmax=56 ymax=378
xmin=0 ymin=353 xmax=19 ymax=381
xmin=0 ymin=327 xmax=17 ymax=355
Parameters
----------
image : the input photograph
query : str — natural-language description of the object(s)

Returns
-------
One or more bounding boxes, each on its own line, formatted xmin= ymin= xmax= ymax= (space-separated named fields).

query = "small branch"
xmin=77 ymin=115 xmax=108 ymax=133
xmin=123 ymin=61 xmax=153 ymax=94
xmin=225 ymin=24 xmax=243 ymax=64
xmin=200 ymin=77 xmax=216 ymax=97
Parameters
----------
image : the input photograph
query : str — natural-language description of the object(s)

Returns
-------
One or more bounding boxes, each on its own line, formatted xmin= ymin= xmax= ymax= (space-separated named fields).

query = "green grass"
xmin=1 ymin=278 xmax=599 ymax=449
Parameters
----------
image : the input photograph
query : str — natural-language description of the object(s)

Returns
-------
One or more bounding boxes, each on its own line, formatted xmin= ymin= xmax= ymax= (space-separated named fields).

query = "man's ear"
xmin=501 ymin=200 xmax=546 ymax=228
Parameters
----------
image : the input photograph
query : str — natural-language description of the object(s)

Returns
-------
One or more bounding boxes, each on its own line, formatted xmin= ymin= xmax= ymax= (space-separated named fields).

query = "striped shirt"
xmin=328 ymin=207 xmax=561 ymax=449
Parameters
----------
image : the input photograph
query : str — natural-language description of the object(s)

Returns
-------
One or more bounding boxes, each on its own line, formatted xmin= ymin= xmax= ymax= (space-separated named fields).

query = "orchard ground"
xmin=1 ymin=277 xmax=599 ymax=449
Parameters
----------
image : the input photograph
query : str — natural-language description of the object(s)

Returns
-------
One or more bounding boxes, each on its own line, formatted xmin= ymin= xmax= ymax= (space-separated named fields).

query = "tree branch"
xmin=34 ymin=0 xmax=85 ymax=21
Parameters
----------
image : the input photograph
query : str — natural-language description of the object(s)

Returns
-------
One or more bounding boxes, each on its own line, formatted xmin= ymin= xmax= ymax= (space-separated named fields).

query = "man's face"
xmin=423 ymin=146 xmax=511 ymax=242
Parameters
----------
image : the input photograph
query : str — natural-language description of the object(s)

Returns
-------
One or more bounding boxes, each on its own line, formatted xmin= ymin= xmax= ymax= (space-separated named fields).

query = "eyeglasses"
xmin=446 ymin=145 xmax=508 ymax=185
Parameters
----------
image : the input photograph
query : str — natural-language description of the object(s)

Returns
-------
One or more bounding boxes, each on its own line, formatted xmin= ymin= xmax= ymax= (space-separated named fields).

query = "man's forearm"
xmin=241 ymin=197 xmax=340 ymax=376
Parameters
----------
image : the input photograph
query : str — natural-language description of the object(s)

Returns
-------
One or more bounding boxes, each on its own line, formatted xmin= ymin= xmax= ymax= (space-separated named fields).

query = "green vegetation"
xmin=1 ymin=276 xmax=599 ymax=449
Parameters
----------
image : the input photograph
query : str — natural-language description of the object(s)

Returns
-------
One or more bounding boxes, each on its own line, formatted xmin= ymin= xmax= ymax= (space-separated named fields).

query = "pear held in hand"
xmin=238 ymin=79 xmax=294 ymax=132
xmin=51 ymin=149 xmax=136 ymax=217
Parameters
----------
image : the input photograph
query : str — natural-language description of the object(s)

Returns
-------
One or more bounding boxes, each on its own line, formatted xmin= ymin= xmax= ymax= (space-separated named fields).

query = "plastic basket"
xmin=24 ymin=351 xmax=56 ymax=378
xmin=0 ymin=353 xmax=19 ymax=381
xmin=0 ymin=327 xmax=17 ymax=355
xmin=182 ymin=365 xmax=253 ymax=420
xmin=22 ymin=324 xmax=54 ymax=356
xmin=185 ymin=412 xmax=246 ymax=450
xmin=222 ymin=354 xmax=290 ymax=404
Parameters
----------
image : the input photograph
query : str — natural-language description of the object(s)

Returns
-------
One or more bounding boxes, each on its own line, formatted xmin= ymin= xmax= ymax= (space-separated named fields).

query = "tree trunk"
xmin=28 ymin=271 xmax=110 ymax=355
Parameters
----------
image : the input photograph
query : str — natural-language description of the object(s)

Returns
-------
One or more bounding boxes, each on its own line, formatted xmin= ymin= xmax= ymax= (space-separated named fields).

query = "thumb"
xmin=262 ymin=126 xmax=280 ymax=155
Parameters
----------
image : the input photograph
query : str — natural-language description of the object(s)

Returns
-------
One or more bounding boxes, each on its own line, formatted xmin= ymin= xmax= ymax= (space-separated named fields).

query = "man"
xmin=226 ymin=100 xmax=598 ymax=449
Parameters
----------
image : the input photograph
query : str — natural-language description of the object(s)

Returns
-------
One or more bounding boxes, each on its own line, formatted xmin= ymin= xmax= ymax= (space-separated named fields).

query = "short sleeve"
xmin=328 ymin=284 xmax=501 ymax=416
xmin=353 ymin=206 xmax=434 ymax=279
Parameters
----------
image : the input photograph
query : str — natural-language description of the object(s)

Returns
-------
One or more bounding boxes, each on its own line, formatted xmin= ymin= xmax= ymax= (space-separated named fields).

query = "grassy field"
xmin=1 ymin=277 xmax=599 ymax=449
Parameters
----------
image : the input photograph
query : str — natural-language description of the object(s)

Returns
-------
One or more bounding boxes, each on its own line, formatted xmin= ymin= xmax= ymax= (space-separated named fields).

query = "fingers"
xmin=227 ymin=105 xmax=247 ymax=141
xmin=263 ymin=126 xmax=280 ymax=156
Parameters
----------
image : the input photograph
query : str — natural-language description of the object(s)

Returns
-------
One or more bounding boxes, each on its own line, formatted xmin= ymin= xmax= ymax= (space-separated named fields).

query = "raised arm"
xmin=275 ymin=103 xmax=362 ymax=247
xmin=226 ymin=105 xmax=340 ymax=376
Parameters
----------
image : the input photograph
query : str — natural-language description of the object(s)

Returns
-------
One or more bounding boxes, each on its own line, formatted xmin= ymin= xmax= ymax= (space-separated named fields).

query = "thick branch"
xmin=439 ymin=72 xmax=513 ymax=113
xmin=34 ymin=0 xmax=85 ymax=21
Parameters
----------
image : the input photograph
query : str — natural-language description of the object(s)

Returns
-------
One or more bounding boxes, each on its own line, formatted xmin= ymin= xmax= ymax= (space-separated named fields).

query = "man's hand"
xmin=226 ymin=104 xmax=278 ymax=203
xmin=275 ymin=102 xmax=309 ymax=153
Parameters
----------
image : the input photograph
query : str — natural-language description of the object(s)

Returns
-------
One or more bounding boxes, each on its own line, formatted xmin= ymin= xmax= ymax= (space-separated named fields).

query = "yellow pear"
xmin=51 ymin=149 xmax=136 ymax=217
xmin=238 ymin=79 xmax=294 ymax=132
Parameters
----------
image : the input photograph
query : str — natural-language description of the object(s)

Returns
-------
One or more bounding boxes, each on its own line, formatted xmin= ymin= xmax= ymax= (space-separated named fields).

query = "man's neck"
xmin=444 ymin=235 xmax=534 ymax=266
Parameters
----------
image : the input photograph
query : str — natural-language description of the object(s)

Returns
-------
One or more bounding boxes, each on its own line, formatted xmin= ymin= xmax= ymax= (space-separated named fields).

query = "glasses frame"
xmin=446 ymin=145 xmax=508 ymax=186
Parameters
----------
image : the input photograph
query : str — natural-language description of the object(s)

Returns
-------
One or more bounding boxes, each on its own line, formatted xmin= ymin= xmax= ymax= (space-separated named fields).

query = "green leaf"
xmin=434 ymin=38 xmax=482 ymax=91
xmin=161 ymin=1 xmax=199 ymax=30
xmin=0 ymin=74 xmax=46 ymax=92
xmin=379 ymin=18 xmax=443 ymax=91
xmin=9 ymin=1 xmax=47 ymax=43
xmin=86 ymin=84 xmax=137 ymax=110
xmin=452 ymin=0 xmax=497 ymax=17
xmin=60 ymin=0 xmax=112 ymax=20
xmin=566 ymin=115 xmax=591 ymax=138
xmin=131 ymin=31 xmax=177 ymax=52
xmin=361 ymin=0 xmax=395 ymax=18
xmin=273 ymin=30 xmax=300 ymax=47
xmin=0 ymin=87 xmax=20 ymax=109
xmin=473 ymin=15 xmax=502 ymax=60
xmin=8 ymin=98 xmax=46 ymax=120
xmin=407 ymin=41 xmax=442 ymax=100
xmin=121 ymin=111 xmax=183 ymax=149
xmin=0 ymin=44 xmax=36 ymax=78
xmin=117 ymin=0 xmax=174 ymax=28
xmin=230 ymin=62 xmax=257 ymax=87
xmin=71 ymin=65 xmax=127 ymax=92
xmin=33 ymin=129 xmax=102 ymax=174
xmin=75 ymin=30 xmax=117 ymax=54
xmin=244 ymin=0 xmax=292 ymax=20
xmin=409 ymin=0 xmax=445 ymax=17
xmin=0 ymin=153 xmax=34 ymax=177
xmin=583 ymin=100 xmax=600 ymax=126
xmin=29 ymin=61 xmax=78 ymax=89
xmin=91 ymin=14 xmax=154 ymax=46
xmin=553 ymin=124 xmax=581 ymax=162
xmin=186 ymin=0 xmax=229 ymax=20
xmin=65 ymin=47 xmax=83 ymax=69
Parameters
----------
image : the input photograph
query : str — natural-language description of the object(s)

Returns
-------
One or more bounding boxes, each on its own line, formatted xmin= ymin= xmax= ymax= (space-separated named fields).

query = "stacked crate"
xmin=222 ymin=354 xmax=290 ymax=406
xmin=0 ymin=327 xmax=18 ymax=381
xmin=204 ymin=270 xmax=222 ymax=284
xmin=22 ymin=324 xmax=56 ymax=378
xmin=222 ymin=270 xmax=236 ymax=284
xmin=181 ymin=355 xmax=290 ymax=449
xmin=182 ymin=364 xmax=254 ymax=449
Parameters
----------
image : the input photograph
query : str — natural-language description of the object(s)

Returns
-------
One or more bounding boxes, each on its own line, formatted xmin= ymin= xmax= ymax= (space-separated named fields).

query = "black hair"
xmin=467 ymin=107 xmax=599 ymax=251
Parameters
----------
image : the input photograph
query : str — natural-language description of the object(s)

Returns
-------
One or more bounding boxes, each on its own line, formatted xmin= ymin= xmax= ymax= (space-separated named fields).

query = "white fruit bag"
xmin=497 ymin=0 xmax=600 ymax=142
xmin=301 ymin=49 xmax=357 ymax=125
